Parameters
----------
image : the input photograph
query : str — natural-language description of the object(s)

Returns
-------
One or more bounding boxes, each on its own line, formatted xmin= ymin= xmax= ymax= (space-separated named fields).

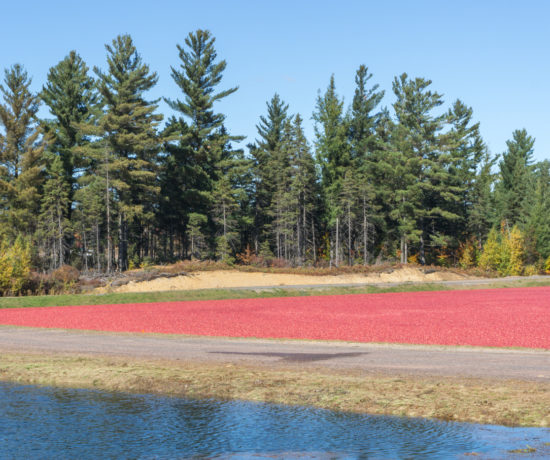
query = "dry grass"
xmin=1 ymin=351 xmax=548 ymax=427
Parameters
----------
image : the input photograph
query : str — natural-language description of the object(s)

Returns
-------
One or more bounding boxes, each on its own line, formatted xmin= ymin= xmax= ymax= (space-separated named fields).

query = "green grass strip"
xmin=0 ymin=278 xmax=549 ymax=308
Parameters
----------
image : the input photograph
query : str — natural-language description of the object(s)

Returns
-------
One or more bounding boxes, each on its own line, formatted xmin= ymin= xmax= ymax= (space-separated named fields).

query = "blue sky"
xmin=2 ymin=0 xmax=549 ymax=161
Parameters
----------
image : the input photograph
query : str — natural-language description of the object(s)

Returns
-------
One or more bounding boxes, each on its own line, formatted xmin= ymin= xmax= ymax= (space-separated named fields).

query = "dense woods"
xmin=1 ymin=29 xmax=549 ymax=291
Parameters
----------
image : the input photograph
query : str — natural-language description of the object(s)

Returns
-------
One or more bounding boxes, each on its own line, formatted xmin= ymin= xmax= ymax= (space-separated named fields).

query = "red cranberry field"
xmin=0 ymin=287 xmax=549 ymax=348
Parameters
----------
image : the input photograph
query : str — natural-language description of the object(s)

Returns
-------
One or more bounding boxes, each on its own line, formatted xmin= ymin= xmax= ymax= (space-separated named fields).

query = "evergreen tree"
xmin=41 ymin=51 xmax=98 ymax=202
xmin=348 ymin=65 xmax=384 ymax=264
xmin=251 ymin=93 xmax=289 ymax=251
xmin=163 ymin=29 xmax=244 ymax=259
xmin=73 ymin=175 xmax=105 ymax=271
xmin=338 ymin=168 xmax=359 ymax=265
xmin=523 ymin=160 xmax=550 ymax=260
xmin=391 ymin=73 xmax=461 ymax=263
xmin=94 ymin=34 xmax=162 ymax=270
xmin=495 ymin=129 xmax=535 ymax=227
xmin=0 ymin=64 xmax=44 ymax=239
xmin=270 ymin=119 xmax=294 ymax=260
xmin=468 ymin=148 xmax=498 ymax=244
xmin=38 ymin=155 xmax=71 ymax=269
xmin=349 ymin=65 xmax=384 ymax=161
xmin=313 ymin=75 xmax=349 ymax=265
xmin=288 ymin=114 xmax=319 ymax=264
xmin=445 ymin=100 xmax=485 ymax=242
xmin=187 ymin=212 xmax=207 ymax=259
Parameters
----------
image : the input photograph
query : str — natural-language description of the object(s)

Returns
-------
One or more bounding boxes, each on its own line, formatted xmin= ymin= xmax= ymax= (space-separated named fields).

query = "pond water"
xmin=0 ymin=382 xmax=549 ymax=459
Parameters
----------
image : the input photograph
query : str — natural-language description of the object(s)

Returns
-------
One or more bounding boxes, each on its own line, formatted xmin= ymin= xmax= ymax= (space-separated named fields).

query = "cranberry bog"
xmin=0 ymin=286 xmax=549 ymax=349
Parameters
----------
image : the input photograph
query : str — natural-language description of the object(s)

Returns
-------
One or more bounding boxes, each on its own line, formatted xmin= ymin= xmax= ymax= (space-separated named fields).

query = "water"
xmin=0 ymin=382 xmax=549 ymax=459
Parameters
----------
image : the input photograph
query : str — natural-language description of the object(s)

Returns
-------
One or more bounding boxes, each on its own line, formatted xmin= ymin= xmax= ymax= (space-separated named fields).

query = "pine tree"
xmin=73 ymin=175 xmax=105 ymax=271
xmin=467 ymin=144 xmax=498 ymax=244
xmin=339 ymin=168 xmax=358 ymax=265
xmin=0 ymin=64 xmax=45 ymax=239
xmin=313 ymin=75 xmax=349 ymax=265
xmin=391 ymin=73 xmax=460 ymax=263
xmin=187 ymin=213 xmax=207 ymax=259
xmin=495 ymin=129 xmax=535 ymax=227
xmin=251 ymin=93 xmax=289 ymax=251
xmin=41 ymin=51 xmax=98 ymax=204
xmin=270 ymin=119 xmax=294 ymax=261
xmin=349 ymin=65 xmax=384 ymax=161
xmin=163 ymin=29 xmax=244 ymax=258
xmin=348 ymin=65 xmax=384 ymax=264
xmin=94 ymin=34 xmax=162 ymax=270
xmin=444 ymin=100 xmax=485 ymax=243
xmin=523 ymin=160 xmax=550 ymax=260
xmin=38 ymin=155 xmax=71 ymax=269
xmin=288 ymin=114 xmax=319 ymax=264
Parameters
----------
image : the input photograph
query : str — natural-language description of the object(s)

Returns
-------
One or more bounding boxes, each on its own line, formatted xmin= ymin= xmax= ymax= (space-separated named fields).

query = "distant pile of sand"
xmin=102 ymin=267 xmax=468 ymax=293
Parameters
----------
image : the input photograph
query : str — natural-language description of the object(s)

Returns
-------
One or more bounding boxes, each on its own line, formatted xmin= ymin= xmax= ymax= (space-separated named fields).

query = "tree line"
xmin=1 ymin=29 xmax=549 ymax=275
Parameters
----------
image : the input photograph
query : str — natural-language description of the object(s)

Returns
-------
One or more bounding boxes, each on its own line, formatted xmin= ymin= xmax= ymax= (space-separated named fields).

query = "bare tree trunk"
xmin=118 ymin=212 xmax=128 ymax=271
xmin=95 ymin=223 xmax=101 ymax=272
xmin=311 ymin=219 xmax=316 ymax=264
xmin=57 ymin=207 xmax=64 ymax=267
xmin=105 ymin=148 xmax=112 ymax=274
xmin=363 ymin=196 xmax=368 ymax=265
xmin=302 ymin=202 xmax=306 ymax=262
xmin=83 ymin=230 xmax=88 ymax=272
xmin=335 ymin=217 xmax=339 ymax=267
xmin=223 ymin=203 xmax=227 ymax=238
xmin=400 ymin=236 xmax=408 ymax=264
xmin=347 ymin=204 xmax=352 ymax=266
xmin=419 ymin=219 xmax=426 ymax=265
xmin=276 ymin=207 xmax=281 ymax=259
xmin=296 ymin=221 xmax=300 ymax=264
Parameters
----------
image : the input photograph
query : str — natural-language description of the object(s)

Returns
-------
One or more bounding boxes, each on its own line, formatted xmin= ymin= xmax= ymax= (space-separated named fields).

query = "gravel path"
xmin=1 ymin=326 xmax=549 ymax=381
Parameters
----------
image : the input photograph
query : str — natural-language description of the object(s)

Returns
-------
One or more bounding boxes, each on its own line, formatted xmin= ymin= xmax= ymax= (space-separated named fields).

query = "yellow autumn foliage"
xmin=478 ymin=228 xmax=501 ymax=272
xmin=459 ymin=238 xmax=478 ymax=269
xmin=0 ymin=237 xmax=32 ymax=296
xmin=479 ymin=225 xmax=526 ymax=276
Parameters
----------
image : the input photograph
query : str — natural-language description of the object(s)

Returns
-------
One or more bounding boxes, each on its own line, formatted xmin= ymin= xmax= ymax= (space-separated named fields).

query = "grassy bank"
xmin=1 ymin=351 xmax=548 ymax=427
xmin=1 ymin=278 xmax=550 ymax=308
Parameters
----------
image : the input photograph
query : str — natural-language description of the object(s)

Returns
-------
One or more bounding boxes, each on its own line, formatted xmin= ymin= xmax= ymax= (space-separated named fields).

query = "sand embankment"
xmin=104 ymin=266 xmax=468 ymax=293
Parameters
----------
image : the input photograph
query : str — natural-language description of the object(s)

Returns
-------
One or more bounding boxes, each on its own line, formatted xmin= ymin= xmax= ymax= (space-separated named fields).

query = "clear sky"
xmin=1 ymin=0 xmax=549 ymax=161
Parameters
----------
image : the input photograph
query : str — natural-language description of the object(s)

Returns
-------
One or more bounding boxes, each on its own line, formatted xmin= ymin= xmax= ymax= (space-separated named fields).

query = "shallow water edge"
xmin=2 ymin=381 xmax=550 ymax=459
xmin=1 ymin=350 xmax=549 ymax=427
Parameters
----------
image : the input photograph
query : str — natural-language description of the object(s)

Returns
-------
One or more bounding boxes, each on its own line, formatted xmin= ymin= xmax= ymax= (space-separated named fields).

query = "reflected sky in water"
xmin=0 ymin=382 xmax=549 ymax=459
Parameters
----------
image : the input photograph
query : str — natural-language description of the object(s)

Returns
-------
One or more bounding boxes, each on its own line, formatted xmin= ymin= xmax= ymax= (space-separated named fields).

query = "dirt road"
xmin=1 ymin=326 xmax=549 ymax=381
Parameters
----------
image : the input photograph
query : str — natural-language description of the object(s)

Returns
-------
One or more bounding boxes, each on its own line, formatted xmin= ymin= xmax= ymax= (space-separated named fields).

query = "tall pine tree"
xmin=0 ymin=64 xmax=44 ymax=240
xmin=163 ymin=29 xmax=244 ymax=259
xmin=313 ymin=75 xmax=349 ymax=265
xmin=94 ymin=35 xmax=162 ymax=270
xmin=495 ymin=129 xmax=534 ymax=227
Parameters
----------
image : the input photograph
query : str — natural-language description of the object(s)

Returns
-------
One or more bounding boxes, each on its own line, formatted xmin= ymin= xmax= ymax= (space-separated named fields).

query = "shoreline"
xmin=1 ymin=350 xmax=549 ymax=428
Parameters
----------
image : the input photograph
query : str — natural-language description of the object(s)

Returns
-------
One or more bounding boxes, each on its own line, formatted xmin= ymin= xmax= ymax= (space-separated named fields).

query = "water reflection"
xmin=0 ymin=382 xmax=548 ymax=459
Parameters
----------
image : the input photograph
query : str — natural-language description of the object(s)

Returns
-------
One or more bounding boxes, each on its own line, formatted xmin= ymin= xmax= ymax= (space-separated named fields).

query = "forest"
xmin=1 ymin=29 xmax=549 ymax=290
